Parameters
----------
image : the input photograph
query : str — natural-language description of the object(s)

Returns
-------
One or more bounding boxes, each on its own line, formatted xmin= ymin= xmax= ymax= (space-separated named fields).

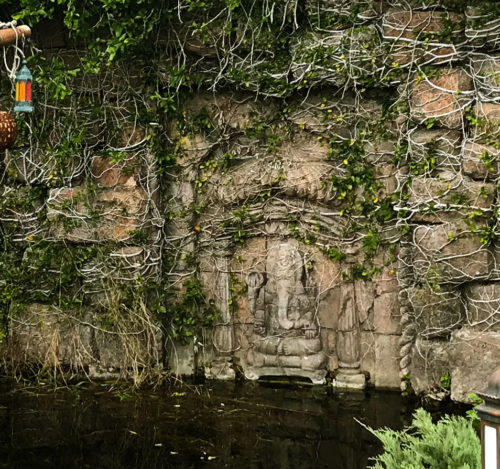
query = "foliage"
xmin=168 ymin=277 xmax=219 ymax=345
xmin=366 ymin=408 xmax=481 ymax=469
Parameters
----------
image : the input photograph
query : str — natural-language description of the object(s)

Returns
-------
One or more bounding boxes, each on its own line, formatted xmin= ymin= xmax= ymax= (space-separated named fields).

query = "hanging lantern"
xmin=14 ymin=59 xmax=33 ymax=113
xmin=0 ymin=112 xmax=17 ymax=150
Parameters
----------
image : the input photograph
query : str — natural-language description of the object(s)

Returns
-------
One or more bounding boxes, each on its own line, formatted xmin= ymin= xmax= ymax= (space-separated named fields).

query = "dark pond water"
xmin=0 ymin=378 xmax=464 ymax=469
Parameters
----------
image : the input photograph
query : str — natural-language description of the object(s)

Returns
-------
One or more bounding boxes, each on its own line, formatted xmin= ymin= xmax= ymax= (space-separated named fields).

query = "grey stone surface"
xmin=7 ymin=303 xmax=162 ymax=375
xmin=409 ymin=286 xmax=464 ymax=339
xmin=407 ymin=173 xmax=495 ymax=222
xmin=408 ymin=129 xmax=462 ymax=173
xmin=463 ymin=140 xmax=500 ymax=179
xmin=373 ymin=334 xmax=401 ymax=388
xmin=413 ymin=221 xmax=493 ymax=284
xmin=449 ymin=327 xmax=500 ymax=402
xmin=464 ymin=282 xmax=500 ymax=331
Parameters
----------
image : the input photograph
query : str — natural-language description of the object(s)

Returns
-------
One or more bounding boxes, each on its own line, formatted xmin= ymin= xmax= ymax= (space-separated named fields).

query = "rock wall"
xmin=1 ymin=0 xmax=500 ymax=400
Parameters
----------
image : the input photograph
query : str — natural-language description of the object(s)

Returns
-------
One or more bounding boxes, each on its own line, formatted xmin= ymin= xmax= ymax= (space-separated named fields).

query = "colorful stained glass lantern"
xmin=14 ymin=60 xmax=33 ymax=112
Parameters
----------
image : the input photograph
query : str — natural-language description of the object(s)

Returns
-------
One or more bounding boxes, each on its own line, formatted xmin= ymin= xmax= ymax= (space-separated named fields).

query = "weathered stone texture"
xmin=7 ymin=303 xmax=162 ymax=375
xmin=373 ymin=334 xmax=401 ymax=388
xmin=472 ymin=53 xmax=500 ymax=103
xmin=384 ymin=10 xmax=463 ymax=40
xmin=473 ymin=103 xmax=500 ymax=141
xmin=47 ymin=185 xmax=150 ymax=243
xmin=408 ymin=173 xmax=495 ymax=222
xmin=449 ymin=328 xmax=500 ymax=402
xmin=91 ymin=155 xmax=139 ymax=187
xmin=464 ymin=283 xmax=500 ymax=331
xmin=411 ymin=69 xmax=473 ymax=129
xmin=413 ymin=221 xmax=493 ymax=284
xmin=383 ymin=10 xmax=464 ymax=65
xmin=465 ymin=6 xmax=500 ymax=50
xmin=409 ymin=286 xmax=464 ymax=339
xmin=408 ymin=129 xmax=462 ymax=173
xmin=409 ymin=337 xmax=450 ymax=395
xmin=463 ymin=141 xmax=500 ymax=179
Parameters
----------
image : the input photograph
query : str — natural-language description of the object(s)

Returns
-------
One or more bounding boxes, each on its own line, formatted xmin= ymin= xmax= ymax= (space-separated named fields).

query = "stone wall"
xmin=1 ymin=0 xmax=500 ymax=400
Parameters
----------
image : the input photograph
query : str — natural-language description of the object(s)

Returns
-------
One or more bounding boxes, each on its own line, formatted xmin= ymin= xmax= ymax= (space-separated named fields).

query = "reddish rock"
xmin=91 ymin=155 xmax=139 ymax=187
xmin=47 ymin=185 xmax=149 ymax=242
xmin=411 ymin=68 xmax=473 ymax=129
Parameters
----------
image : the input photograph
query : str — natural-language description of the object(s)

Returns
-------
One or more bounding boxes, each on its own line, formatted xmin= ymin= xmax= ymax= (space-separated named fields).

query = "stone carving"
xmin=245 ymin=243 xmax=327 ymax=384
xmin=333 ymin=280 xmax=366 ymax=389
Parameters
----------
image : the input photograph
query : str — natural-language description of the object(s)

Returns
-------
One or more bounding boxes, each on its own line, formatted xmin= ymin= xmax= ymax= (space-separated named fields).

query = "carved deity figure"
xmin=245 ymin=243 xmax=326 ymax=382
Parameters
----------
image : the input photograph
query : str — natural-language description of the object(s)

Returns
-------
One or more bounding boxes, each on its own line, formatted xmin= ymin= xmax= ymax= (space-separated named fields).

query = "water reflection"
xmin=0 ymin=379 xmax=427 ymax=468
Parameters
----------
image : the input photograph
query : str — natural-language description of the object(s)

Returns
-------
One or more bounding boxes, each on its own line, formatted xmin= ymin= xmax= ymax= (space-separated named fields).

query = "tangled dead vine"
xmin=0 ymin=0 xmax=498 ymax=389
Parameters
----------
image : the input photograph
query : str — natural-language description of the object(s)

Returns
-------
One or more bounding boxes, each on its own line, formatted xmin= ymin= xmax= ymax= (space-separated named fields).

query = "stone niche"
xmin=200 ymin=234 xmax=386 ymax=388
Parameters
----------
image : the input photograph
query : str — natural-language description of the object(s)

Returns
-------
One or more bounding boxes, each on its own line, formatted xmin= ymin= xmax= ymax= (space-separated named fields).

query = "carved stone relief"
xmin=243 ymin=242 xmax=327 ymax=384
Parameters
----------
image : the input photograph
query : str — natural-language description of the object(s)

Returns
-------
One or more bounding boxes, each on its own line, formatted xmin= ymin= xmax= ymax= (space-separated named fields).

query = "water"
xmin=0 ymin=378 xmax=462 ymax=469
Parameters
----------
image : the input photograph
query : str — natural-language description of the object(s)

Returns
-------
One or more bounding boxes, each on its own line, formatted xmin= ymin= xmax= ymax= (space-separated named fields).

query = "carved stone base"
xmin=244 ymin=366 xmax=327 ymax=385
xmin=206 ymin=357 xmax=235 ymax=380
xmin=332 ymin=371 xmax=366 ymax=390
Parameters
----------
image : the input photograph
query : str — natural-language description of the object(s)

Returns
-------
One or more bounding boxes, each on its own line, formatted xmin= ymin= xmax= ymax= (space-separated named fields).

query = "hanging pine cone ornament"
xmin=0 ymin=112 xmax=17 ymax=150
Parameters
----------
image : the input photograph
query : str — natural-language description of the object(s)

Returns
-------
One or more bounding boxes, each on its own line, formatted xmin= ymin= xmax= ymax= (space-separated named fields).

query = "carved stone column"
xmin=333 ymin=279 xmax=366 ymax=389
xmin=207 ymin=253 xmax=235 ymax=380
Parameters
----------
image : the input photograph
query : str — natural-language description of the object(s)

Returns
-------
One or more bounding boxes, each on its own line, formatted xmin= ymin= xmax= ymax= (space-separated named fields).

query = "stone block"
xmin=463 ymin=141 xmax=500 ymax=179
xmin=90 ymin=155 xmax=139 ymax=187
xmin=465 ymin=5 xmax=500 ymax=50
xmin=364 ymin=140 xmax=396 ymax=164
xmin=383 ymin=9 xmax=464 ymax=42
xmin=374 ymin=163 xmax=398 ymax=199
xmin=305 ymin=0 xmax=382 ymax=23
xmin=0 ymin=186 xmax=44 ymax=242
xmin=409 ymin=286 xmax=464 ymax=339
xmin=384 ymin=9 xmax=464 ymax=65
xmin=360 ymin=331 xmax=375 ymax=378
xmin=409 ymin=337 xmax=450 ymax=395
xmin=7 ymin=303 xmax=163 ymax=375
xmin=7 ymin=303 xmax=92 ymax=369
xmin=183 ymin=91 xmax=277 ymax=132
xmin=374 ymin=292 xmax=400 ymax=335
xmin=408 ymin=129 xmax=462 ymax=173
xmin=82 ymin=246 xmax=161 ymax=307
xmin=318 ymin=287 xmax=340 ymax=330
xmin=472 ymin=53 xmax=500 ymax=103
xmin=355 ymin=279 xmax=374 ymax=328
xmin=281 ymin=132 xmax=330 ymax=163
xmin=4 ymin=148 xmax=84 ymax=185
xmin=464 ymin=283 xmax=500 ymax=331
xmin=373 ymin=334 xmax=401 ymax=388
xmin=413 ymin=221 xmax=493 ymax=284
xmin=290 ymin=31 xmax=345 ymax=87
xmin=374 ymin=267 xmax=399 ymax=296
xmin=449 ymin=327 xmax=500 ymax=402
xmin=473 ymin=103 xmax=500 ymax=142
xmin=291 ymin=26 xmax=382 ymax=86
xmin=407 ymin=173 xmax=495 ymax=222
xmin=175 ymin=134 xmax=213 ymax=167
xmin=411 ymin=68 xmax=473 ymax=129
xmin=47 ymin=185 xmax=151 ymax=243
xmin=288 ymin=93 xmax=382 ymax=135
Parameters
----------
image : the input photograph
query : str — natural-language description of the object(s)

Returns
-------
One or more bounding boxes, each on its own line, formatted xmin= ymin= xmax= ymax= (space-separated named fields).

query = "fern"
xmin=364 ymin=408 xmax=481 ymax=469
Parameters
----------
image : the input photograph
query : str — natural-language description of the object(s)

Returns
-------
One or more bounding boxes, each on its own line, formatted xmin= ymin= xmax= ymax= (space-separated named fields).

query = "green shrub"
xmin=365 ymin=408 xmax=481 ymax=469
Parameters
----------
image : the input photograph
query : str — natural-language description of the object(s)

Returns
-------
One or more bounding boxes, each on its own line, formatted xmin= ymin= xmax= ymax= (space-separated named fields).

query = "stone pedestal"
xmin=332 ymin=371 xmax=366 ymax=390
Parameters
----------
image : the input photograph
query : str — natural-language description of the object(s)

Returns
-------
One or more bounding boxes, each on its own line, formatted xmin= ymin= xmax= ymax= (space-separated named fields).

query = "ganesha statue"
xmin=245 ymin=242 xmax=327 ymax=384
